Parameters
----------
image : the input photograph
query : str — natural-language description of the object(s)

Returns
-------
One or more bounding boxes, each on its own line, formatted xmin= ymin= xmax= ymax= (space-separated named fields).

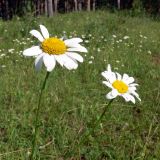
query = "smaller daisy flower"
xmin=23 ymin=25 xmax=87 ymax=72
xmin=101 ymin=64 xmax=141 ymax=104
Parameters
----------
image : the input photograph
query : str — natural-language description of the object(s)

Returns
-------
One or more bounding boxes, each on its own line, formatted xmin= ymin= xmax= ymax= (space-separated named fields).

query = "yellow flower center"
xmin=112 ymin=80 xmax=128 ymax=93
xmin=41 ymin=38 xmax=67 ymax=55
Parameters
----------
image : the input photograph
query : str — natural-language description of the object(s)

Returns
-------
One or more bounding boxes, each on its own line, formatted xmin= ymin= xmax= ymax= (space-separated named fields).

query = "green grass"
xmin=0 ymin=10 xmax=160 ymax=159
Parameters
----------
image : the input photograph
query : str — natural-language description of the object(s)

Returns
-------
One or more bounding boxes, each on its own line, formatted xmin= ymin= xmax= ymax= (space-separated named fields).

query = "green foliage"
xmin=132 ymin=0 xmax=144 ymax=15
xmin=0 ymin=11 xmax=160 ymax=159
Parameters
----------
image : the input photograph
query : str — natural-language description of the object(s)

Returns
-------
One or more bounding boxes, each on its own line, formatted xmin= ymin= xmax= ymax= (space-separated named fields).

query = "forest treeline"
xmin=0 ymin=0 xmax=160 ymax=20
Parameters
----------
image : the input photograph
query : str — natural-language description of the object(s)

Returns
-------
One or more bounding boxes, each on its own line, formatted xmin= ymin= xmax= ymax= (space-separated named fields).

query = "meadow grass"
xmin=0 ymin=10 xmax=160 ymax=159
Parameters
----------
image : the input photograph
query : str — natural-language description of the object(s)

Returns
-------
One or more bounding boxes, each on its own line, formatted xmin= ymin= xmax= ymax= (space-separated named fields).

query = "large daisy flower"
xmin=101 ymin=64 xmax=141 ymax=104
xmin=23 ymin=25 xmax=87 ymax=71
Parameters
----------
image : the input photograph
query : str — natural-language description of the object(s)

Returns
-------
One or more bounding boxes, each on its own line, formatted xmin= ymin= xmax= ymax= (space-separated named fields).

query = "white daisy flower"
xmin=23 ymin=25 xmax=87 ymax=72
xmin=101 ymin=64 xmax=141 ymax=104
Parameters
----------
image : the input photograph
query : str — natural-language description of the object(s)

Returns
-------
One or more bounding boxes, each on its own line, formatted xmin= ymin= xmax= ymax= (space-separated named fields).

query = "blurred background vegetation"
xmin=0 ymin=0 xmax=160 ymax=20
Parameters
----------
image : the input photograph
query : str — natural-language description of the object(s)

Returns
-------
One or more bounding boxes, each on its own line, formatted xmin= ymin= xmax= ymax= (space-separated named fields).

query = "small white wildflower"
xmin=85 ymin=40 xmax=89 ymax=43
xmin=97 ymin=48 xmax=101 ymax=52
xmin=114 ymin=67 xmax=118 ymax=70
xmin=81 ymin=35 xmax=85 ymax=38
xmin=143 ymin=36 xmax=147 ymax=39
xmin=1 ymin=54 xmax=5 ymax=57
xmin=1 ymin=65 xmax=6 ymax=68
xmin=23 ymin=25 xmax=87 ymax=72
xmin=102 ymin=64 xmax=141 ymax=104
xmin=123 ymin=36 xmax=129 ymax=40
xmin=88 ymin=60 xmax=93 ymax=64
xmin=121 ymin=64 xmax=125 ymax=67
xmin=90 ymin=56 xmax=94 ymax=59
xmin=148 ymin=51 xmax=152 ymax=54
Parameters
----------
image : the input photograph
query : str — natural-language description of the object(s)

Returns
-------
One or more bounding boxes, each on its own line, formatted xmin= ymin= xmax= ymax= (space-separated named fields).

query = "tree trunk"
xmin=74 ymin=0 xmax=78 ymax=11
xmin=92 ymin=0 xmax=96 ymax=11
xmin=117 ymin=0 xmax=120 ymax=9
xmin=45 ymin=0 xmax=48 ymax=15
xmin=47 ymin=0 xmax=53 ymax=16
xmin=78 ymin=1 xmax=82 ymax=11
xmin=87 ymin=0 xmax=90 ymax=11
xmin=65 ymin=0 xmax=68 ymax=12
xmin=36 ymin=0 xmax=40 ymax=15
xmin=54 ymin=0 xmax=58 ymax=13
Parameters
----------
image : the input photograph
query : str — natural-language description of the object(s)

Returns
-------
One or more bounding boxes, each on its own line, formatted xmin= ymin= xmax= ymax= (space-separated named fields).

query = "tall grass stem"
xmin=30 ymin=72 xmax=50 ymax=160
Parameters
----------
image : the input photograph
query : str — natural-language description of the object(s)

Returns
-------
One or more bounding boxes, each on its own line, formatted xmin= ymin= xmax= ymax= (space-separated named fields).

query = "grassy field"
xmin=0 ymin=11 xmax=160 ymax=159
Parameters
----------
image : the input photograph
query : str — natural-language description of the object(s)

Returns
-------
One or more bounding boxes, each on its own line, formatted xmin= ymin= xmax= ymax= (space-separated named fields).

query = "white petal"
xmin=129 ymin=86 xmax=137 ymax=91
xmin=130 ymin=90 xmax=141 ymax=101
xmin=66 ymin=43 xmax=82 ymax=48
xmin=129 ymin=83 xmax=139 ymax=87
xmin=116 ymin=72 xmax=122 ymax=80
xmin=106 ymin=89 xmax=119 ymax=99
xmin=122 ymin=94 xmax=130 ymax=102
xmin=55 ymin=54 xmax=78 ymax=70
xmin=102 ymin=81 xmax=113 ymax=89
xmin=35 ymin=54 xmax=43 ymax=71
xmin=67 ymin=46 xmax=87 ymax=53
xmin=64 ymin=38 xmax=83 ymax=46
xmin=54 ymin=55 xmax=65 ymax=67
xmin=30 ymin=30 xmax=44 ymax=42
xmin=66 ymin=52 xmax=83 ymax=63
xmin=43 ymin=54 xmax=56 ymax=72
xmin=23 ymin=46 xmax=42 ymax=56
xmin=122 ymin=93 xmax=135 ymax=104
xmin=122 ymin=73 xmax=135 ymax=85
xmin=122 ymin=73 xmax=129 ymax=81
xmin=40 ymin=25 xmax=49 ymax=39
xmin=108 ymin=72 xmax=117 ymax=83
xmin=102 ymin=72 xmax=117 ymax=84
xmin=107 ymin=64 xmax=112 ymax=72
xmin=125 ymin=77 xmax=135 ymax=84
xmin=128 ymin=94 xmax=136 ymax=104
xmin=63 ymin=57 xmax=78 ymax=70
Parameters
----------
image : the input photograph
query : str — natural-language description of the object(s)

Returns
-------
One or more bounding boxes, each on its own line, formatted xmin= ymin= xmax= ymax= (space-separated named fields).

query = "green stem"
xmin=30 ymin=72 xmax=50 ymax=160
xmin=82 ymin=99 xmax=114 ymax=142
xmin=94 ymin=98 xmax=114 ymax=128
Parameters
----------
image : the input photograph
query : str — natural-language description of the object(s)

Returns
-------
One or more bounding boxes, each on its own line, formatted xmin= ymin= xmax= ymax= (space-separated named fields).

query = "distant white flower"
xmin=85 ymin=40 xmax=89 ymax=43
xmin=123 ymin=36 xmax=129 ymax=40
xmin=90 ymin=56 xmax=94 ymax=59
xmin=143 ymin=36 xmax=147 ymax=39
xmin=102 ymin=64 xmax=141 ymax=104
xmin=8 ymin=49 xmax=15 ymax=53
xmin=0 ymin=54 xmax=5 ymax=57
xmin=1 ymin=65 xmax=6 ymax=68
xmin=114 ymin=67 xmax=118 ymax=70
xmin=81 ymin=35 xmax=85 ymax=38
xmin=23 ymin=25 xmax=87 ymax=72
xmin=148 ymin=50 xmax=151 ymax=54
xmin=88 ymin=60 xmax=93 ymax=64
xmin=97 ymin=48 xmax=101 ymax=52
xmin=112 ymin=35 xmax=117 ymax=38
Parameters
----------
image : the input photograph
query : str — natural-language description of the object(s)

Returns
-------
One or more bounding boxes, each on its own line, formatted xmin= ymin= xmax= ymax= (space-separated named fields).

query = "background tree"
xmin=47 ymin=0 xmax=53 ymax=16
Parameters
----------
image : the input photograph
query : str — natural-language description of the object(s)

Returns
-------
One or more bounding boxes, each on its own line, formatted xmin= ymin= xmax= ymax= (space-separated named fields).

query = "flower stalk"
xmin=94 ymin=98 xmax=114 ymax=127
xmin=81 ymin=99 xmax=114 ymax=144
xmin=30 ymin=72 xmax=50 ymax=160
